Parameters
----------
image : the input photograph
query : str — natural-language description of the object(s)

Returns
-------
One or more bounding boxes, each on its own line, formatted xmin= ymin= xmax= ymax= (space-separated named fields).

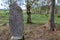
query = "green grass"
xmin=0 ymin=10 xmax=60 ymax=24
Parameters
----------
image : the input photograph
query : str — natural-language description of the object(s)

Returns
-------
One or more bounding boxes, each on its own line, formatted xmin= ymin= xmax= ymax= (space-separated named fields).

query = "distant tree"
xmin=9 ymin=0 xmax=13 ymax=3
xmin=26 ymin=0 xmax=39 ymax=23
xmin=48 ymin=0 xmax=55 ymax=31
xmin=46 ymin=0 xmax=50 ymax=14
xmin=9 ymin=0 xmax=17 ymax=3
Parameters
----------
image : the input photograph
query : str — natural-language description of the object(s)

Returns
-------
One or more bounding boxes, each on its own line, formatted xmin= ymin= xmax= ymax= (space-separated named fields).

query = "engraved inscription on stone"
xmin=9 ymin=2 xmax=24 ymax=39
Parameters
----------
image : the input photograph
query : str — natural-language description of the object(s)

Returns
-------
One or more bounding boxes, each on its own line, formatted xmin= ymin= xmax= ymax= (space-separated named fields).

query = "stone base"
xmin=18 ymin=36 xmax=24 ymax=40
xmin=11 ymin=39 xmax=22 ymax=40
xmin=11 ymin=36 xmax=24 ymax=40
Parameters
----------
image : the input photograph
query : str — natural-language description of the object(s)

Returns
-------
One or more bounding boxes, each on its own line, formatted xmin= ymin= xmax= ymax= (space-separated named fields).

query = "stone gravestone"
xmin=9 ymin=2 xmax=24 ymax=40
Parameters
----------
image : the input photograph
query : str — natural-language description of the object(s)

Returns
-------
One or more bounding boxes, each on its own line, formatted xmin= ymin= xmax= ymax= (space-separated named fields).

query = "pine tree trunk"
xmin=49 ymin=0 xmax=55 ymax=31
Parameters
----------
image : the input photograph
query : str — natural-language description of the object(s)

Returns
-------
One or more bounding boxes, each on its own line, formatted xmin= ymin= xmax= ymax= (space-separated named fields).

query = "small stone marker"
xmin=9 ymin=2 xmax=24 ymax=40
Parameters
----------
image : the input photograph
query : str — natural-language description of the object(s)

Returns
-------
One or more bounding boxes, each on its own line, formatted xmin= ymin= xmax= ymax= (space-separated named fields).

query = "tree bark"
xmin=27 ymin=5 xmax=31 ymax=24
xmin=48 ymin=0 xmax=55 ymax=31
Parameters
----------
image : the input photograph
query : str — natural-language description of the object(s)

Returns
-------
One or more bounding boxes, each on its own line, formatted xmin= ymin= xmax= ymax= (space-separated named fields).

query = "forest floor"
xmin=0 ymin=10 xmax=60 ymax=40
xmin=0 ymin=24 xmax=60 ymax=40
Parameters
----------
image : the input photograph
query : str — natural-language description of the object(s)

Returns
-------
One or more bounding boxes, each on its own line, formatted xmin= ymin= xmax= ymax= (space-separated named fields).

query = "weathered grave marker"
xmin=9 ymin=2 xmax=24 ymax=40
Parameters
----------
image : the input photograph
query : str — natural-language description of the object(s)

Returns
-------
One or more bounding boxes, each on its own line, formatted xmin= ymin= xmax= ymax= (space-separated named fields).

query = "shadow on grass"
xmin=25 ymin=22 xmax=45 ymax=25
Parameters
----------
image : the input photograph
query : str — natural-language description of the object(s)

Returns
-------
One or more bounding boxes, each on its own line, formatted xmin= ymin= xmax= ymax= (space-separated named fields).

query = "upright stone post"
xmin=9 ymin=2 xmax=24 ymax=40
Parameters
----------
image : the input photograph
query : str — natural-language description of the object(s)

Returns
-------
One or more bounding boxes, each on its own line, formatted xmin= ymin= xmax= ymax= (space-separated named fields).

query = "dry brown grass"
xmin=0 ymin=24 xmax=60 ymax=40
xmin=0 ymin=26 xmax=10 ymax=40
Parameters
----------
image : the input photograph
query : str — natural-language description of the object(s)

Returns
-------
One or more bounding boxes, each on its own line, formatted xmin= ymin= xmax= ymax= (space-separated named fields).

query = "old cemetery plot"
xmin=0 ymin=6 xmax=60 ymax=40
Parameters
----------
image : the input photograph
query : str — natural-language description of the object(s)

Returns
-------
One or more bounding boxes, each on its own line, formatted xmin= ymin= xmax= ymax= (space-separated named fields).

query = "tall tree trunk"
xmin=27 ymin=6 xmax=31 ymax=23
xmin=49 ymin=0 xmax=55 ymax=31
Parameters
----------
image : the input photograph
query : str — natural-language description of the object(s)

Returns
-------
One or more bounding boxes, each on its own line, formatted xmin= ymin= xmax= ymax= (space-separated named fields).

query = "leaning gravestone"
xmin=9 ymin=2 xmax=24 ymax=40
